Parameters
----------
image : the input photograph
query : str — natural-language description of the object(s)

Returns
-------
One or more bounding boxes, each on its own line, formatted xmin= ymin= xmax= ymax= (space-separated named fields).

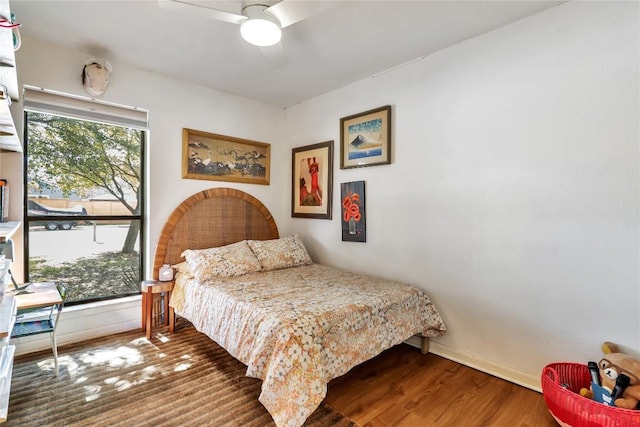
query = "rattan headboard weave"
xmin=152 ymin=188 xmax=279 ymax=279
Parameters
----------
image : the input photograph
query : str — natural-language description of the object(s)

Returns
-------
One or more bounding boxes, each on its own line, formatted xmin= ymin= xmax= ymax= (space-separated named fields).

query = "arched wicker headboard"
xmin=152 ymin=188 xmax=279 ymax=279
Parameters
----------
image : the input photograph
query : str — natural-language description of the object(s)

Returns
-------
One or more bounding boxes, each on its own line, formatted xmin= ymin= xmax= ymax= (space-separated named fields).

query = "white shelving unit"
xmin=0 ymin=0 xmax=19 ymax=153
xmin=0 ymin=293 xmax=15 ymax=423
xmin=0 ymin=1 xmax=19 ymax=419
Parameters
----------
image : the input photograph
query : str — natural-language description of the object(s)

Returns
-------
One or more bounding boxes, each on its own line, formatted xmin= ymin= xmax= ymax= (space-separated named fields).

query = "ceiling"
xmin=10 ymin=0 xmax=562 ymax=108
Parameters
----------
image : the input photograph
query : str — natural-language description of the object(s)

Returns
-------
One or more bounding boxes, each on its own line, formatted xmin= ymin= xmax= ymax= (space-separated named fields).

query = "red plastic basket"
xmin=541 ymin=362 xmax=640 ymax=427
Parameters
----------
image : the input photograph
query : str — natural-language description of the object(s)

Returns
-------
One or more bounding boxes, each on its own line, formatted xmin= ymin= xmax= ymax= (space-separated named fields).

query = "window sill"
xmin=64 ymin=294 xmax=140 ymax=313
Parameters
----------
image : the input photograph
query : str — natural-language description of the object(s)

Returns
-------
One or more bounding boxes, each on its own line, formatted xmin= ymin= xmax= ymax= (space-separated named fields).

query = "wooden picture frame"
xmin=182 ymin=128 xmax=270 ymax=185
xmin=291 ymin=141 xmax=333 ymax=219
xmin=340 ymin=105 xmax=391 ymax=169
xmin=341 ymin=181 xmax=366 ymax=242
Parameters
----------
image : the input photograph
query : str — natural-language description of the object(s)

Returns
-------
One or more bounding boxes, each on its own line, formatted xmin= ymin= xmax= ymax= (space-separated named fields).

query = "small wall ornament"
xmin=82 ymin=58 xmax=112 ymax=97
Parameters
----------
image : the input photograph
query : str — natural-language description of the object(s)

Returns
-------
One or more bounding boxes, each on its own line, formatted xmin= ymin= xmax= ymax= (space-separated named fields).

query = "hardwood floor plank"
xmin=325 ymin=344 xmax=557 ymax=426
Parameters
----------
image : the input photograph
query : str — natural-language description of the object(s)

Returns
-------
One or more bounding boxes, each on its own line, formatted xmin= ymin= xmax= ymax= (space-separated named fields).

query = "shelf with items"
xmin=0 ymin=0 xmax=17 ymax=100
xmin=0 ymin=98 xmax=19 ymax=153
xmin=0 ymin=0 xmax=19 ymax=154
xmin=0 ymin=221 xmax=18 ymax=243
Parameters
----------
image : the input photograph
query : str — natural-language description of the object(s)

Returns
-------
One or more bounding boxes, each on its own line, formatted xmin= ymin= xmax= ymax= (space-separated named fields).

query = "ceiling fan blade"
xmin=158 ymin=0 xmax=246 ymax=25
xmin=267 ymin=0 xmax=343 ymax=28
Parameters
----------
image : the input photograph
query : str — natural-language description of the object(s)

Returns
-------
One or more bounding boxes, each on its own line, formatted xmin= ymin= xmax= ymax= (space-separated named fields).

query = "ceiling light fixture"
xmin=240 ymin=3 xmax=281 ymax=47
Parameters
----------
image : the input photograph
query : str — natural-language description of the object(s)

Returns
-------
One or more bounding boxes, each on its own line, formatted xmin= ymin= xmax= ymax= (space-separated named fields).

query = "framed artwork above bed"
xmin=291 ymin=141 xmax=333 ymax=219
xmin=340 ymin=105 xmax=391 ymax=169
xmin=182 ymin=128 xmax=271 ymax=185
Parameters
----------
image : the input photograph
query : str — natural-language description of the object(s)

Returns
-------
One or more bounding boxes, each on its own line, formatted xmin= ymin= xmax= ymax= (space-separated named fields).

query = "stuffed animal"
xmin=580 ymin=342 xmax=640 ymax=409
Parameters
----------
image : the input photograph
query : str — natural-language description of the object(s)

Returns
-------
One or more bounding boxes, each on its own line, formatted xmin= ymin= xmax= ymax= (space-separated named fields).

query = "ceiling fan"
xmin=158 ymin=0 xmax=341 ymax=47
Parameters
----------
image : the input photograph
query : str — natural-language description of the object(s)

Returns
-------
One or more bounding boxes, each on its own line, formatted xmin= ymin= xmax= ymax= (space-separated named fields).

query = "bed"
xmin=152 ymin=188 xmax=446 ymax=427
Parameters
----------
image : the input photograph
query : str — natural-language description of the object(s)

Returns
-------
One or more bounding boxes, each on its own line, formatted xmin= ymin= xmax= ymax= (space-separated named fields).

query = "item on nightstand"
xmin=159 ymin=264 xmax=174 ymax=282
xmin=579 ymin=342 xmax=640 ymax=409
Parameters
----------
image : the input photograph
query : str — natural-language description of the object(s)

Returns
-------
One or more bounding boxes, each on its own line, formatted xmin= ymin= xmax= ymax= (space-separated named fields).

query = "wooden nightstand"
xmin=141 ymin=280 xmax=173 ymax=339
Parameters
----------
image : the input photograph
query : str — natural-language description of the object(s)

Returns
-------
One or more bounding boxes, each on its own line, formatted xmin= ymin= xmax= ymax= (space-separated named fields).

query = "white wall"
xmin=282 ymin=1 xmax=639 ymax=390
xmin=8 ymin=36 xmax=286 ymax=354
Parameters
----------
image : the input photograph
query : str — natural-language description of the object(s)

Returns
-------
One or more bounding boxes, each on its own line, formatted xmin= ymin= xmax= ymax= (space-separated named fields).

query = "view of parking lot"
xmin=30 ymin=223 xmax=139 ymax=265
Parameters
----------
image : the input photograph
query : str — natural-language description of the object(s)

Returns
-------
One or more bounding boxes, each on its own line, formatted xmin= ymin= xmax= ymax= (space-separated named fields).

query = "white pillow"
xmin=181 ymin=240 xmax=262 ymax=281
xmin=247 ymin=234 xmax=313 ymax=271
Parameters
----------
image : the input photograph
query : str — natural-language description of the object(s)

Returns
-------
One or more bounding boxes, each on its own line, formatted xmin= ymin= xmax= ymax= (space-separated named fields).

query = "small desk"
xmin=11 ymin=282 xmax=62 ymax=310
xmin=11 ymin=282 xmax=64 ymax=379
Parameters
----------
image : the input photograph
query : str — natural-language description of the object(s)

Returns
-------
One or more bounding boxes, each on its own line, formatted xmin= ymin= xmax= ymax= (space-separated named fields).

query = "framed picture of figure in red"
xmin=291 ymin=141 xmax=333 ymax=219
xmin=341 ymin=180 xmax=366 ymax=242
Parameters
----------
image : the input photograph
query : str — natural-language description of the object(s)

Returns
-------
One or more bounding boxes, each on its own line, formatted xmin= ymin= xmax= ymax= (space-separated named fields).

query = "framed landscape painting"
xmin=182 ymin=128 xmax=270 ymax=185
xmin=291 ymin=141 xmax=333 ymax=219
xmin=340 ymin=105 xmax=391 ymax=169
xmin=341 ymin=180 xmax=366 ymax=242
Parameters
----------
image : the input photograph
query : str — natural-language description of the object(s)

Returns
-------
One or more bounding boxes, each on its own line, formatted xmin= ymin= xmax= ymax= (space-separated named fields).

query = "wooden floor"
xmin=325 ymin=344 xmax=557 ymax=427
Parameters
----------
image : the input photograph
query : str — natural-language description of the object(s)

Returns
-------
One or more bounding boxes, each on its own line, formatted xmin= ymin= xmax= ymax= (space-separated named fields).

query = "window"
xmin=23 ymin=87 xmax=148 ymax=305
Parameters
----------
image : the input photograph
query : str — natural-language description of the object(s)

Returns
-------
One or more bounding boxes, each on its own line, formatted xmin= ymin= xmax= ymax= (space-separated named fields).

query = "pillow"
xmin=171 ymin=261 xmax=194 ymax=279
xmin=181 ymin=240 xmax=262 ymax=281
xmin=247 ymin=234 xmax=313 ymax=271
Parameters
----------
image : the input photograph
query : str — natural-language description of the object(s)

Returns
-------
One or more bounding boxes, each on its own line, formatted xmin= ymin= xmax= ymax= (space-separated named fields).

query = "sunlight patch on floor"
xmin=81 ymin=345 xmax=144 ymax=368
xmin=84 ymin=384 xmax=101 ymax=402
xmin=74 ymin=375 xmax=88 ymax=384
xmin=155 ymin=333 xmax=170 ymax=343
xmin=36 ymin=358 xmax=53 ymax=373
xmin=104 ymin=376 xmax=119 ymax=385
xmin=135 ymin=365 xmax=158 ymax=384
xmin=114 ymin=379 xmax=132 ymax=391
xmin=174 ymin=362 xmax=191 ymax=372
xmin=174 ymin=354 xmax=195 ymax=371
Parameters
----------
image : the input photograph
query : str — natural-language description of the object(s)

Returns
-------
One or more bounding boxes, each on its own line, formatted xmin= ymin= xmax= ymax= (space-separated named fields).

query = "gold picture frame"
xmin=182 ymin=128 xmax=270 ymax=185
xmin=340 ymin=105 xmax=391 ymax=169
xmin=291 ymin=141 xmax=333 ymax=219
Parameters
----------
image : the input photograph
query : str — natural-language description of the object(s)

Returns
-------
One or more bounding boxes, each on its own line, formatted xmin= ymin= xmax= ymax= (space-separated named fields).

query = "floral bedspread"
xmin=170 ymin=264 xmax=446 ymax=427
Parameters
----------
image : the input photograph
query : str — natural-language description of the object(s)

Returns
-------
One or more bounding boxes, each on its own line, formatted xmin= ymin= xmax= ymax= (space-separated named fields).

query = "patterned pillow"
xmin=171 ymin=261 xmax=194 ymax=279
xmin=181 ymin=240 xmax=262 ymax=281
xmin=247 ymin=234 xmax=313 ymax=271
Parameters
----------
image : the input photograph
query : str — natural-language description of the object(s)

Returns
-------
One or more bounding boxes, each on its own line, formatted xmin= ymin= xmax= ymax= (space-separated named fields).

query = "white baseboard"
xmin=405 ymin=336 xmax=541 ymax=393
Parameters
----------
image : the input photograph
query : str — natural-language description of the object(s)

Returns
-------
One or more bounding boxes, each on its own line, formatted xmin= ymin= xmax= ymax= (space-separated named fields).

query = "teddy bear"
xmin=579 ymin=342 xmax=640 ymax=409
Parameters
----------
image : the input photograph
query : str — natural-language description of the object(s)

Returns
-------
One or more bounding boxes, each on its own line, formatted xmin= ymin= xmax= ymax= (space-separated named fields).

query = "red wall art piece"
xmin=341 ymin=180 xmax=366 ymax=242
xmin=291 ymin=141 xmax=333 ymax=219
